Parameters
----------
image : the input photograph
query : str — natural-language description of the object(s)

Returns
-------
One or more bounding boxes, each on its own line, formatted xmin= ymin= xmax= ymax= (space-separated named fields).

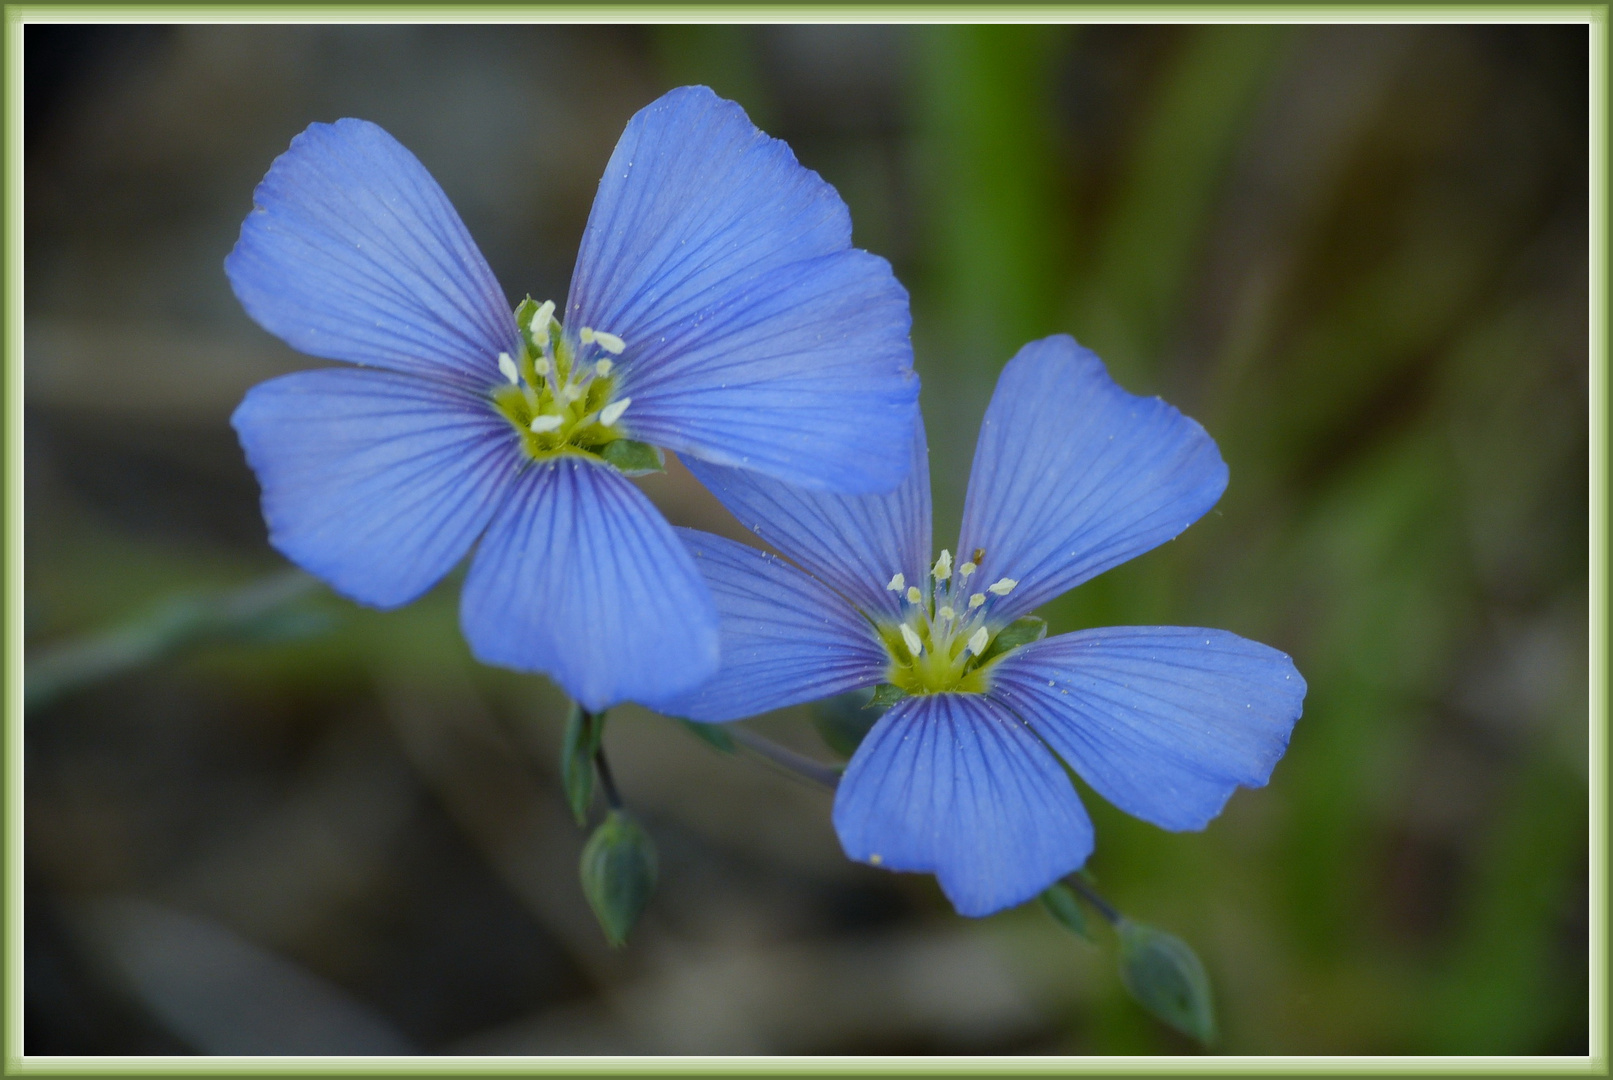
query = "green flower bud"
xmin=579 ymin=810 xmax=658 ymax=947
xmin=1117 ymin=919 xmax=1217 ymax=1045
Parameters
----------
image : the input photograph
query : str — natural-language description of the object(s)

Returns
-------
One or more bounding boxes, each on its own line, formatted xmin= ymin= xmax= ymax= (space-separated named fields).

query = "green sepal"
xmin=1116 ymin=919 xmax=1218 ymax=1045
xmin=513 ymin=295 xmax=555 ymax=355
xmin=579 ymin=810 xmax=658 ymax=948
xmin=811 ymin=688 xmax=883 ymax=758
xmin=672 ymin=716 xmax=736 ymax=754
xmin=976 ymin=616 xmax=1047 ymax=666
xmin=561 ymin=704 xmax=605 ymax=827
xmin=599 ymin=439 xmax=665 ymax=476
xmin=1040 ymin=882 xmax=1094 ymax=942
xmin=868 ymin=683 xmax=908 ymax=709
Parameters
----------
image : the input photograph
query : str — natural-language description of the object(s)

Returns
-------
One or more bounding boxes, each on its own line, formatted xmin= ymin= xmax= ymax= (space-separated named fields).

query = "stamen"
xmin=530 ymin=300 xmax=556 ymax=335
xmin=937 ymin=605 xmax=955 ymax=621
xmin=899 ymin=624 xmax=924 ymax=657
xmin=958 ymin=561 xmax=977 ymax=579
xmin=933 ymin=550 xmax=952 ymax=581
xmin=592 ymin=330 xmax=626 ymax=355
xmin=529 ymin=415 xmax=563 ymax=433
xmin=968 ymin=593 xmax=986 ymax=609
xmin=905 ymin=586 xmax=922 ymax=605
xmin=497 ymin=352 xmax=519 ymax=385
xmin=972 ymin=548 xmax=986 ymax=565
xmin=534 ymin=357 xmax=551 ymax=378
xmin=987 ymin=577 xmax=1018 ymax=596
xmin=595 ymin=359 xmax=613 ymax=377
xmin=886 ymin=573 xmax=905 ymax=593
xmin=579 ymin=327 xmax=596 ymax=345
xmin=560 ymin=385 xmax=582 ymax=403
xmin=966 ymin=626 xmax=990 ymax=656
xmin=599 ymin=398 xmax=632 ymax=427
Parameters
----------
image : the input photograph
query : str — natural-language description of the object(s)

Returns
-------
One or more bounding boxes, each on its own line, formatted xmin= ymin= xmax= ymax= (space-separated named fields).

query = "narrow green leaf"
xmin=977 ymin=616 xmax=1047 ymax=666
xmin=672 ymin=716 xmax=736 ymax=754
xmin=1040 ymin=882 xmax=1094 ymax=942
xmin=1117 ymin=919 xmax=1218 ymax=1044
xmin=579 ymin=810 xmax=658 ymax=948
xmin=599 ymin=439 xmax=665 ymax=476
xmin=560 ymin=705 xmax=604 ymax=827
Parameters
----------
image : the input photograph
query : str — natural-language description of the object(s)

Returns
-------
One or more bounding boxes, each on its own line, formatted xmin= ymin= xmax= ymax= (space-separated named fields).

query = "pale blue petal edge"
xmin=682 ymin=414 xmax=932 ymax=622
xmin=226 ymin=118 xmax=519 ymax=389
xmin=987 ymin=626 xmax=1306 ymax=831
xmin=833 ymin=692 xmax=1094 ymax=917
xmin=958 ymin=336 xmax=1227 ymax=622
xmin=569 ymin=86 xmax=918 ymax=494
xmin=459 ymin=455 xmax=720 ymax=712
xmin=643 ymin=529 xmax=888 ymax=723
xmin=232 ymin=368 xmax=521 ymax=608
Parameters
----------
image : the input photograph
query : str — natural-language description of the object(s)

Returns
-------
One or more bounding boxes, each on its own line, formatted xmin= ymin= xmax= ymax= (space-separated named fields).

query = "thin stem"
xmin=1064 ymin=872 xmax=1122 ymax=926
xmin=592 ymin=741 xmax=623 ymax=811
xmin=727 ymin=726 xmax=842 ymax=790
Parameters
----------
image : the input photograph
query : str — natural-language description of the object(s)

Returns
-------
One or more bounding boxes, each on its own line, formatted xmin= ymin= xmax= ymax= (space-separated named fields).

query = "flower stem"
xmin=1063 ymin=872 xmax=1123 ymax=926
xmin=592 ymin=740 xmax=624 ymax=811
xmin=726 ymin=726 xmax=842 ymax=789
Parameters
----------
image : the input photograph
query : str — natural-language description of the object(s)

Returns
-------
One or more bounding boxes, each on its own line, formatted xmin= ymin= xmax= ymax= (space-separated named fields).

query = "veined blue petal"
xmin=987 ymin=627 xmax=1306 ymax=832
xmin=683 ymin=416 xmax=931 ymax=622
xmin=617 ymin=252 xmax=918 ymax=493
xmin=643 ymin=530 xmax=888 ymax=723
xmin=833 ymin=693 xmax=1093 ymax=917
xmin=958 ymin=336 xmax=1227 ymax=621
xmin=232 ymin=368 xmax=521 ymax=608
xmin=459 ymin=456 xmax=719 ymax=712
xmin=226 ymin=119 xmax=519 ymax=389
xmin=568 ymin=86 xmax=918 ymax=494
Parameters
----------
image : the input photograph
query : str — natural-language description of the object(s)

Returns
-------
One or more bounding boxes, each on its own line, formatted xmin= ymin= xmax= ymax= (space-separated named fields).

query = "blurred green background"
xmin=23 ymin=22 xmax=1590 ymax=1055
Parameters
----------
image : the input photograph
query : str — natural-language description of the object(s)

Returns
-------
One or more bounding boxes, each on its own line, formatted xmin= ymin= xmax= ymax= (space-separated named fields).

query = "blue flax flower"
xmin=225 ymin=87 xmax=919 ymax=711
xmin=648 ymin=335 xmax=1306 ymax=916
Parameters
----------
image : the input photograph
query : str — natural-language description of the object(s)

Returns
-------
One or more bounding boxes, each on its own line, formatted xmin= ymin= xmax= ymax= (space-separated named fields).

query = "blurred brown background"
xmin=24 ymin=22 xmax=1590 ymax=1055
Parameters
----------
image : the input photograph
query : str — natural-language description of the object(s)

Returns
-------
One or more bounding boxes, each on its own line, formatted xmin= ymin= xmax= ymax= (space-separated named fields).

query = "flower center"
xmin=491 ymin=297 xmax=640 ymax=463
xmin=876 ymin=548 xmax=1021 ymax=695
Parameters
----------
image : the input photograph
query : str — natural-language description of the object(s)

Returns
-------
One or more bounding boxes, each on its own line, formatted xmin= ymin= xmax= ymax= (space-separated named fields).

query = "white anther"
xmin=592 ymin=330 xmax=626 ymax=355
xmin=967 ymin=627 xmax=990 ymax=656
xmin=886 ymin=573 xmax=905 ymax=593
xmin=579 ymin=326 xmax=596 ymax=345
xmin=595 ymin=358 xmax=614 ymax=377
xmin=958 ymin=561 xmax=977 ymax=579
xmin=968 ymin=593 xmax=986 ymax=609
xmin=899 ymin=624 xmax=924 ymax=657
xmin=987 ymin=577 xmax=1018 ymax=596
xmin=497 ymin=352 xmax=519 ymax=385
xmin=937 ymin=605 xmax=955 ymax=621
xmin=533 ymin=357 xmax=551 ymax=378
xmin=933 ymin=550 xmax=952 ymax=581
xmin=905 ymin=586 xmax=922 ymax=605
xmin=528 ymin=414 xmax=563 ymax=433
xmin=530 ymin=300 xmax=555 ymax=336
xmin=599 ymin=398 xmax=632 ymax=427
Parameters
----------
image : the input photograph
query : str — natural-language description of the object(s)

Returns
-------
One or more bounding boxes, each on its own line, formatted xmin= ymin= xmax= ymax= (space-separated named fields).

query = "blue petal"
xmin=459 ymin=456 xmax=720 ymax=712
xmin=682 ymin=415 xmax=932 ymax=622
xmin=643 ymin=530 xmax=888 ymax=723
xmin=226 ymin=119 xmax=519 ymax=389
xmin=569 ymin=86 xmax=919 ymax=493
xmin=232 ymin=368 xmax=521 ymax=608
xmin=833 ymin=693 xmax=1094 ymax=917
xmin=987 ymin=627 xmax=1306 ymax=831
xmin=958 ymin=336 xmax=1227 ymax=621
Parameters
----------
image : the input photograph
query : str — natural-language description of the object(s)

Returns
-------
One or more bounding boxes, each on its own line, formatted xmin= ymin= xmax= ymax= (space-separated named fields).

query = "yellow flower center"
xmin=491 ymin=298 xmax=636 ymax=462
xmin=876 ymin=550 xmax=1023 ymax=695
